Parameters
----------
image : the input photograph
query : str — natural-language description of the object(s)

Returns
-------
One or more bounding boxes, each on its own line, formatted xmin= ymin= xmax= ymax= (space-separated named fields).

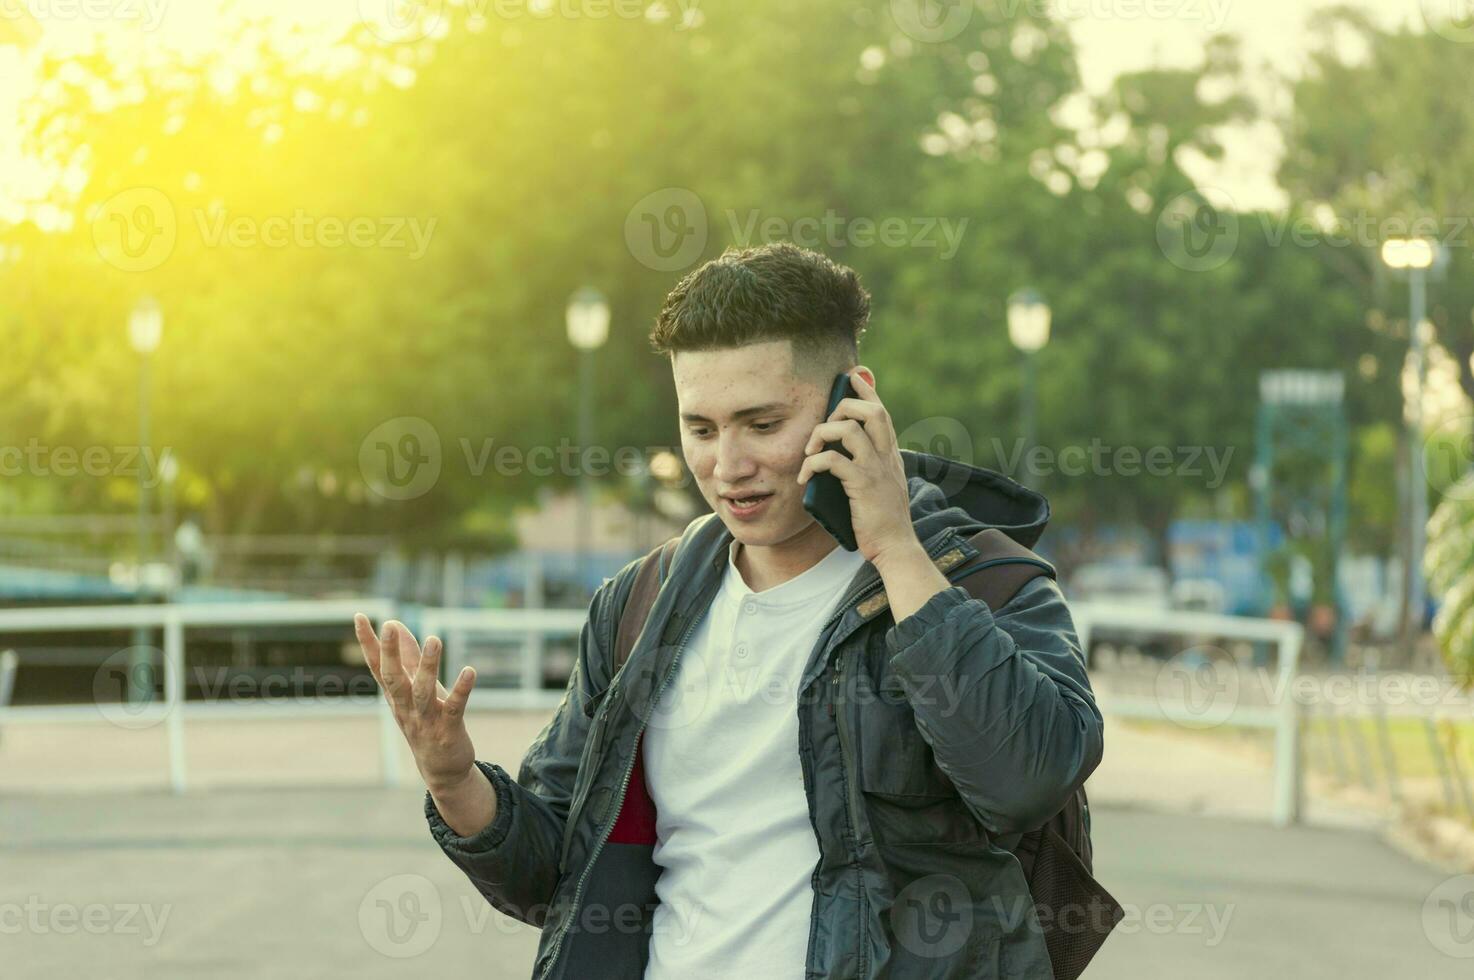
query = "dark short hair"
xmin=649 ymin=242 xmax=871 ymax=383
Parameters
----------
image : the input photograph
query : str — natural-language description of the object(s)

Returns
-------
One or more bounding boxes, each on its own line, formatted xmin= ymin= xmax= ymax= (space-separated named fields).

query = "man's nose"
xmin=713 ymin=431 xmax=756 ymax=483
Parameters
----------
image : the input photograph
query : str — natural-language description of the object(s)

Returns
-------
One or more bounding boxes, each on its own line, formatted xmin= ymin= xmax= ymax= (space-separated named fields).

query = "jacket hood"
xmin=901 ymin=449 xmax=1050 ymax=550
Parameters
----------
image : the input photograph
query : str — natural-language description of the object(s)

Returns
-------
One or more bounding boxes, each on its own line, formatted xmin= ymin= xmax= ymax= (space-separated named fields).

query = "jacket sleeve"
xmin=882 ymin=574 xmax=1103 ymax=838
xmin=423 ymin=568 xmax=628 ymax=928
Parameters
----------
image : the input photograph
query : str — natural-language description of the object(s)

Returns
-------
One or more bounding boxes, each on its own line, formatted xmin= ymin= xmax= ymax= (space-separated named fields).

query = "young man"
xmin=355 ymin=243 xmax=1104 ymax=978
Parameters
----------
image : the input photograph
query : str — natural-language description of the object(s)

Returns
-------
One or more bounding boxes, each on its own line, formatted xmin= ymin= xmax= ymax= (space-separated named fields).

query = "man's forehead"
xmin=675 ymin=373 xmax=803 ymax=420
xmin=673 ymin=364 xmax=819 ymax=422
xmin=678 ymin=399 xmax=793 ymax=423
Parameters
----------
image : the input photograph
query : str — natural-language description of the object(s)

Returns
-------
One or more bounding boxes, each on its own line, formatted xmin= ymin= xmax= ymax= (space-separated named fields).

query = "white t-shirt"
xmin=642 ymin=538 xmax=867 ymax=980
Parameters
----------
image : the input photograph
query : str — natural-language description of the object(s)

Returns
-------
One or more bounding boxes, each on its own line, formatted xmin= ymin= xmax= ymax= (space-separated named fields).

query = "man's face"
xmin=673 ymin=339 xmax=830 ymax=547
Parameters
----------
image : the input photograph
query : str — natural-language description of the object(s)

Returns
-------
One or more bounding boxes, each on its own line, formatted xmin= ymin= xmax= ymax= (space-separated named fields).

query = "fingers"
xmin=353 ymin=613 xmax=381 ymax=675
xmin=358 ymin=615 xmax=454 ymax=710
xmin=403 ymin=629 xmax=451 ymax=701
xmin=424 ymin=635 xmax=452 ymax=700
xmin=804 ymin=418 xmax=874 ymax=464
xmin=443 ymin=665 xmax=476 ymax=719
xmin=798 ymin=448 xmax=860 ymax=487
xmin=376 ymin=620 xmax=416 ymax=713
xmin=829 ymin=375 xmax=895 ymax=454
xmin=411 ymin=635 xmax=441 ymax=713
xmin=395 ymin=619 xmax=425 ymax=666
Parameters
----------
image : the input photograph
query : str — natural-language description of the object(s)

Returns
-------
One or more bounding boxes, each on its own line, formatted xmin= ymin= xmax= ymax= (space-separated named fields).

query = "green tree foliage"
xmin=1280 ymin=5 xmax=1474 ymax=414
xmin=1427 ymin=486 xmax=1474 ymax=686
xmin=0 ymin=0 xmax=1460 ymax=572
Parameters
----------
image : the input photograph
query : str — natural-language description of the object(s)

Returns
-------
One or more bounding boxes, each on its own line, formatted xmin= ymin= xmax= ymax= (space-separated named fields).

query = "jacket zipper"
xmin=541 ymin=605 xmax=704 ymax=978
xmin=833 ymin=646 xmax=865 ymax=852
xmin=822 ymin=598 xmax=867 ymax=853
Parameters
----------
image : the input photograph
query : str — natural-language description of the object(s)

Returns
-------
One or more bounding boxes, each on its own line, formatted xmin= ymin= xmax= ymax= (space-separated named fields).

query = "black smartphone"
xmin=802 ymin=372 xmax=858 ymax=551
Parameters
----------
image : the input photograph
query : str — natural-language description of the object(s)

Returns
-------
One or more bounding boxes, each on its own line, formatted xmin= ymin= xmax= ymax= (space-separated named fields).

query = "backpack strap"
xmin=952 ymin=527 xmax=1055 ymax=612
xmin=613 ymin=536 xmax=681 ymax=673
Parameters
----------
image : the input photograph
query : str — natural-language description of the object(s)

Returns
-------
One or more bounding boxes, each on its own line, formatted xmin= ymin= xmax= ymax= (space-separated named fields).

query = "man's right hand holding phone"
xmin=353 ymin=614 xmax=496 ymax=837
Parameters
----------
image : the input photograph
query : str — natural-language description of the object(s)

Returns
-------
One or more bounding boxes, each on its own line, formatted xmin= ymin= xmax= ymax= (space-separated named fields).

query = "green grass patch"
xmin=1117 ymin=715 xmax=1474 ymax=786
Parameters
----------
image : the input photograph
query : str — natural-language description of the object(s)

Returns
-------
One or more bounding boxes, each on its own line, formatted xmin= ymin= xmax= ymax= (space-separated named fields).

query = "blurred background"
xmin=2 ymin=0 xmax=1474 ymax=976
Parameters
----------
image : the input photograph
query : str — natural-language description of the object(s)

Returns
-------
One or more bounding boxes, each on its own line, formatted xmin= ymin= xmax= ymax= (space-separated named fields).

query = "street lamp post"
xmin=128 ymin=297 xmax=163 ymax=706
xmin=1007 ymin=289 xmax=1051 ymax=489
xmin=1381 ymin=238 xmax=1442 ymax=658
xmin=566 ymin=287 xmax=609 ymax=596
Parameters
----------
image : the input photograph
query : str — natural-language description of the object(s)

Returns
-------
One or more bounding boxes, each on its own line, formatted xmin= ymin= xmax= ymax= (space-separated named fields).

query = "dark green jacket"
xmin=426 ymin=450 xmax=1104 ymax=978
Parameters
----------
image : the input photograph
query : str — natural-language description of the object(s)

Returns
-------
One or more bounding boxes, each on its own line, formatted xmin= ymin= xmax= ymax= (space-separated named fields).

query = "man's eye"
xmin=687 ymin=423 xmax=777 ymax=438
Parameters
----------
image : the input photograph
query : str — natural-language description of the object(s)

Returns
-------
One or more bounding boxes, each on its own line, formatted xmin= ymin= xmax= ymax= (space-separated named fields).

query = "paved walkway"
xmin=4 ymin=785 xmax=1466 ymax=978
xmin=2 ymin=708 xmax=1470 ymax=977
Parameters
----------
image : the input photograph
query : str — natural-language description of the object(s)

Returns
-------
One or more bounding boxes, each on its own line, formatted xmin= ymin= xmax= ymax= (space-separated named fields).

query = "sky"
xmin=1057 ymin=0 xmax=1444 ymax=209
xmin=0 ymin=0 xmax=1454 ymax=216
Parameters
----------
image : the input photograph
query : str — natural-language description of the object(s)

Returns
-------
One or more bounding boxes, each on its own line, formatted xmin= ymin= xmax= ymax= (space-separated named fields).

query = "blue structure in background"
xmin=455 ymin=549 xmax=644 ymax=606
xmin=0 ymin=563 xmax=136 ymax=603
xmin=367 ymin=547 xmax=648 ymax=609
xmin=1167 ymin=519 xmax=1284 ymax=616
xmin=1038 ymin=524 xmax=1158 ymax=569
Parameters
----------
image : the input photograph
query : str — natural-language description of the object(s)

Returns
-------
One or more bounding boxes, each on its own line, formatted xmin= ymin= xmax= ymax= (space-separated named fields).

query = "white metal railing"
xmin=0 ymin=602 xmax=590 ymax=793
xmin=419 ymin=606 xmax=585 ymax=710
xmin=0 ymin=649 xmax=17 ymax=710
xmin=3 ymin=600 xmax=1308 ymax=823
xmin=0 ymin=600 xmax=400 ymax=793
xmin=1072 ymin=601 xmax=1305 ymax=827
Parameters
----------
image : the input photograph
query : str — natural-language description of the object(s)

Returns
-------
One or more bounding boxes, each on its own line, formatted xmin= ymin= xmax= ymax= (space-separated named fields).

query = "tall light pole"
xmin=1008 ymin=289 xmax=1051 ymax=489
xmin=128 ymin=296 xmax=162 ymax=706
xmin=1381 ymin=237 xmax=1441 ymax=657
xmin=566 ymin=287 xmax=609 ymax=596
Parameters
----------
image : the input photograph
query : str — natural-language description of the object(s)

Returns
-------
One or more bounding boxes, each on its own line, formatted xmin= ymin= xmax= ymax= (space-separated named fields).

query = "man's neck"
xmin=733 ymin=524 xmax=841 ymax=593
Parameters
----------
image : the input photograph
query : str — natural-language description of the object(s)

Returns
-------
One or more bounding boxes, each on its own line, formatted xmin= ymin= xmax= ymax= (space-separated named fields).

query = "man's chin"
xmin=719 ymin=509 xmax=817 ymax=546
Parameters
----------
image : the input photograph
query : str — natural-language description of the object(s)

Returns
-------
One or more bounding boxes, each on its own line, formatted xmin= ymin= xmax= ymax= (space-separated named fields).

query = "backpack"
xmin=611 ymin=530 xmax=1123 ymax=980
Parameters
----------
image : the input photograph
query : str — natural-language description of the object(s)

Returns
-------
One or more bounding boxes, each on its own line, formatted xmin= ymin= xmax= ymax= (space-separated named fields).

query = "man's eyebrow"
xmin=680 ymin=403 xmax=789 ymax=423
